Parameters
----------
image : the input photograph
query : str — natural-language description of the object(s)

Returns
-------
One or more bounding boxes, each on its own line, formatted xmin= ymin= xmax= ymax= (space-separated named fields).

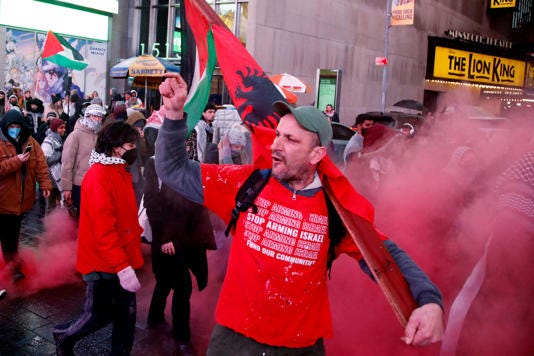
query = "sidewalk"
xmin=0 ymin=202 xmax=228 ymax=356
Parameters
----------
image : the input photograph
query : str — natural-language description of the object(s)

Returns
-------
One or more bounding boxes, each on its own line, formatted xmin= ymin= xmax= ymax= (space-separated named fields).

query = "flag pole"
xmin=381 ymin=0 xmax=392 ymax=113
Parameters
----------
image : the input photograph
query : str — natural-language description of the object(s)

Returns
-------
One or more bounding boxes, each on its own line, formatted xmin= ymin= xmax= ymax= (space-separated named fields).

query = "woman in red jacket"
xmin=53 ymin=121 xmax=143 ymax=356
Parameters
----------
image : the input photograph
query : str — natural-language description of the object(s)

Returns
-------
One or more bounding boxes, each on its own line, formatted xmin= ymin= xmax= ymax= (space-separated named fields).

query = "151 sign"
xmin=139 ymin=43 xmax=180 ymax=59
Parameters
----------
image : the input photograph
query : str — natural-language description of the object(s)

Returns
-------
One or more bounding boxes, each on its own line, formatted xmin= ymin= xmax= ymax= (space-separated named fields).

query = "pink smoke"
xmin=338 ymin=91 xmax=534 ymax=354
xmin=0 ymin=208 xmax=80 ymax=298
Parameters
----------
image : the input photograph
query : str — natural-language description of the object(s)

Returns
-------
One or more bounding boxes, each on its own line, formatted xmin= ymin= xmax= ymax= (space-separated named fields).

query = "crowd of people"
xmin=1 ymin=77 xmax=532 ymax=356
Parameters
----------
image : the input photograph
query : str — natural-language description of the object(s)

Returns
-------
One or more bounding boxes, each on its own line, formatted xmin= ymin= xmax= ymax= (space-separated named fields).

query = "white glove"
xmin=117 ymin=266 xmax=141 ymax=292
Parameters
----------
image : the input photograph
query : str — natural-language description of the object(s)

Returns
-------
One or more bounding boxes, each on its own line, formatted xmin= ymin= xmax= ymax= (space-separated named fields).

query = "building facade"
xmin=1 ymin=0 xmax=532 ymax=123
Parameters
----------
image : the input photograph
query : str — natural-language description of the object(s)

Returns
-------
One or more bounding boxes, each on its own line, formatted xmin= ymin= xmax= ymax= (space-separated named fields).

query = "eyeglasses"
xmin=45 ymin=70 xmax=57 ymax=75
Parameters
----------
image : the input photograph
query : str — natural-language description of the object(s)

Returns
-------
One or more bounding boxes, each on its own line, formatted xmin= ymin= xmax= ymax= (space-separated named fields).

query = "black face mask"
xmin=121 ymin=148 xmax=138 ymax=165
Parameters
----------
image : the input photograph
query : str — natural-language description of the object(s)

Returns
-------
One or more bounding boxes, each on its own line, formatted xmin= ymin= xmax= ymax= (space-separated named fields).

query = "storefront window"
xmin=211 ymin=0 xmax=248 ymax=45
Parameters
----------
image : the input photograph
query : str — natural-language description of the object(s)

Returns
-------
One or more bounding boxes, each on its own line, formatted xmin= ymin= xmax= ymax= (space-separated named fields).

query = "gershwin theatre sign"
xmin=427 ymin=37 xmax=526 ymax=88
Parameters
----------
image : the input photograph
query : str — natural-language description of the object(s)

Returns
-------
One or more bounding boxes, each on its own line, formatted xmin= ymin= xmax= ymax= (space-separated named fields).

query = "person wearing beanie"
xmin=23 ymin=89 xmax=34 ymax=112
xmin=41 ymin=118 xmax=67 ymax=211
xmin=90 ymin=96 xmax=103 ymax=106
xmin=43 ymin=93 xmax=65 ymax=120
xmin=8 ymin=94 xmax=19 ymax=110
xmin=219 ymin=124 xmax=251 ymax=165
xmin=128 ymin=89 xmax=143 ymax=109
xmin=54 ymin=121 xmax=143 ymax=355
xmin=0 ymin=109 xmax=52 ymax=282
xmin=61 ymin=104 xmax=106 ymax=217
xmin=26 ymin=98 xmax=45 ymax=134
xmin=34 ymin=111 xmax=59 ymax=145
xmin=109 ymin=102 xmax=128 ymax=121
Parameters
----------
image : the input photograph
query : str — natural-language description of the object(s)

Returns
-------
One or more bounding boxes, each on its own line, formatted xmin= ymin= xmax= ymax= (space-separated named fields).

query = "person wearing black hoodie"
xmin=25 ymin=98 xmax=45 ymax=135
xmin=0 ymin=109 xmax=52 ymax=282
xmin=0 ymin=90 xmax=6 ymax=117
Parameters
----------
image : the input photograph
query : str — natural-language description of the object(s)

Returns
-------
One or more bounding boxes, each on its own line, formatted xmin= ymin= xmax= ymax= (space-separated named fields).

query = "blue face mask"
xmin=7 ymin=127 xmax=21 ymax=139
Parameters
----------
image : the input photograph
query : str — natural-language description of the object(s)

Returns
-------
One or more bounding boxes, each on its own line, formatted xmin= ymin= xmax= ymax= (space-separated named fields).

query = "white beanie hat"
xmin=84 ymin=104 xmax=106 ymax=118
xmin=227 ymin=127 xmax=246 ymax=146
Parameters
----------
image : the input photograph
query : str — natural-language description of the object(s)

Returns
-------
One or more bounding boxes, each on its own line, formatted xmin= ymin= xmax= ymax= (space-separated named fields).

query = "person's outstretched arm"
xmin=155 ymin=73 xmax=203 ymax=204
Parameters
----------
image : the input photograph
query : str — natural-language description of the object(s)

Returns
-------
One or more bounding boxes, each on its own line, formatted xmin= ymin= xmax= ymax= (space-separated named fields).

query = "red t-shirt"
xmin=202 ymin=164 xmax=359 ymax=347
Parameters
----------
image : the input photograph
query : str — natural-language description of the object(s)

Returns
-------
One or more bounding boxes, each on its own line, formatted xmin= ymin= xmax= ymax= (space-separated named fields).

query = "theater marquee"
xmin=489 ymin=0 xmax=516 ymax=9
xmin=427 ymin=37 xmax=526 ymax=88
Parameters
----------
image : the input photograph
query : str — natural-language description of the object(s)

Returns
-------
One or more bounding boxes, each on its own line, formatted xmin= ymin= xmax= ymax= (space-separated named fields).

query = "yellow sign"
xmin=391 ymin=0 xmax=414 ymax=26
xmin=433 ymin=46 xmax=526 ymax=87
xmin=490 ymin=0 xmax=516 ymax=9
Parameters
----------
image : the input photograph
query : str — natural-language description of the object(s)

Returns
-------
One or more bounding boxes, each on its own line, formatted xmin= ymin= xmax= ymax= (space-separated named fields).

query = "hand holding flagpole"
xmin=159 ymin=73 xmax=188 ymax=120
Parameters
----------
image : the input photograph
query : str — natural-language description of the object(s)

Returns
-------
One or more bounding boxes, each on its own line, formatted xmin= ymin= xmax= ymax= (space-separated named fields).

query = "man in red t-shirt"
xmin=155 ymin=73 xmax=444 ymax=355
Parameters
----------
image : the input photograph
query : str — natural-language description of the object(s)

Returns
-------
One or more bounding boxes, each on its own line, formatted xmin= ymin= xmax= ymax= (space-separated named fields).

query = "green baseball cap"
xmin=273 ymin=101 xmax=332 ymax=147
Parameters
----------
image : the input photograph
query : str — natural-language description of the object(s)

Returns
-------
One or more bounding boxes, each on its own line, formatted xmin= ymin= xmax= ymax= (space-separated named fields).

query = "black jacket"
xmin=143 ymin=157 xmax=217 ymax=290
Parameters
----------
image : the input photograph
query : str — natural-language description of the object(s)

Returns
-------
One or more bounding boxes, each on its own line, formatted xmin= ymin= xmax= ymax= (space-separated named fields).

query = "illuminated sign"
xmin=490 ymin=0 xmax=516 ymax=9
xmin=433 ymin=46 xmax=526 ymax=87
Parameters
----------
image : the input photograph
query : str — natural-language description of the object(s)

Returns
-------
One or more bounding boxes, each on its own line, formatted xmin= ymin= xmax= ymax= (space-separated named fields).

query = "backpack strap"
xmin=225 ymin=168 xmax=271 ymax=236
xmin=322 ymin=188 xmax=347 ymax=278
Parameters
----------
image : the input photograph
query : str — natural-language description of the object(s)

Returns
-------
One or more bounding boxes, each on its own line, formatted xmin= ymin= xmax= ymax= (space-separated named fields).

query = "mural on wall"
xmin=3 ymin=27 xmax=107 ymax=105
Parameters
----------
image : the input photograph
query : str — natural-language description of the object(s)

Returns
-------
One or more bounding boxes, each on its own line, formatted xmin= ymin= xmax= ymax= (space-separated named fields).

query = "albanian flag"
xmin=42 ymin=30 xmax=88 ymax=71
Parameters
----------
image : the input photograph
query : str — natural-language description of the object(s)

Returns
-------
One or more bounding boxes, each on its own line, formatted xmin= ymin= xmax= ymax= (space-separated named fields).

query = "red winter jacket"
xmin=76 ymin=159 xmax=143 ymax=275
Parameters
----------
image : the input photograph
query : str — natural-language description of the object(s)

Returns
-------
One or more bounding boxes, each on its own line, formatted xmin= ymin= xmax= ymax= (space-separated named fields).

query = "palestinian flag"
xmin=42 ymin=30 xmax=88 ymax=71
xmin=183 ymin=0 xmax=217 ymax=135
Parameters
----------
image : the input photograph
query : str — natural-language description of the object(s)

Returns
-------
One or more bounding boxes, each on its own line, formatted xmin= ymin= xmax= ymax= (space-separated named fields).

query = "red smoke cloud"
xmin=0 ymin=208 xmax=80 ymax=298
xmin=338 ymin=93 xmax=534 ymax=354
